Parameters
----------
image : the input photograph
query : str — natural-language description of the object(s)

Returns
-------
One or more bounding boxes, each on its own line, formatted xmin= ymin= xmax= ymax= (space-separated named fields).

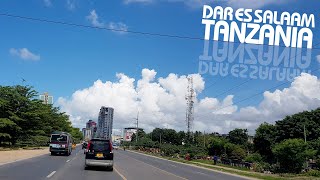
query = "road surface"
xmin=0 ymin=146 xmax=250 ymax=180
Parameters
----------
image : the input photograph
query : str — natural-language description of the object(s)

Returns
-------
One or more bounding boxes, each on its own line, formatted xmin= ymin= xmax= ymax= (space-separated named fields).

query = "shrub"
xmin=305 ymin=170 xmax=320 ymax=177
xmin=245 ymin=153 xmax=263 ymax=163
xmin=272 ymin=139 xmax=308 ymax=173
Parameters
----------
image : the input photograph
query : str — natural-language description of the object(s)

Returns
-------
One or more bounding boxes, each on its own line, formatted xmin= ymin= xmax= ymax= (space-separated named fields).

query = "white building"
xmin=97 ymin=107 xmax=114 ymax=140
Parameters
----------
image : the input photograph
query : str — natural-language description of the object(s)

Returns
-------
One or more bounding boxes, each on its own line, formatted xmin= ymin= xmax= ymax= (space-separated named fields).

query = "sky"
xmin=1 ymin=0 xmax=320 ymax=135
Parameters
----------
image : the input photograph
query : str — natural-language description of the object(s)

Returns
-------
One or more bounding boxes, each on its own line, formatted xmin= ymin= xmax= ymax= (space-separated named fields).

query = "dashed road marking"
xmin=66 ymin=159 xmax=70 ymax=163
xmin=114 ymin=166 xmax=128 ymax=180
xmin=46 ymin=171 xmax=56 ymax=178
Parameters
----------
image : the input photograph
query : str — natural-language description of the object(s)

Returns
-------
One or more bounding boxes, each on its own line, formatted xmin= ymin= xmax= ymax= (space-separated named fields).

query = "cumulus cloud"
xmin=86 ymin=10 xmax=104 ymax=28
xmin=58 ymin=70 xmax=320 ymax=134
xmin=9 ymin=48 xmax=40 ymax=61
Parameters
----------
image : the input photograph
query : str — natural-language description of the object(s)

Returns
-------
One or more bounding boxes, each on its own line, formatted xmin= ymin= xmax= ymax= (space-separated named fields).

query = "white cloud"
xmin=86 ymin=10 xmax=129 ymax=34
xmin=44 ymin=0 xmax=52 ymax=7
xmin=66 ymin=0 xmax=76 ymax=11
xmin=108 ymin=22 xmax=129 ymax=34
xmin=9 ymin=48 xmax=40 ymax=61
xmin=86 ymin=10 xmax=104 ymax=28
xmin=58 ymin=70 xmax=320 ymax=135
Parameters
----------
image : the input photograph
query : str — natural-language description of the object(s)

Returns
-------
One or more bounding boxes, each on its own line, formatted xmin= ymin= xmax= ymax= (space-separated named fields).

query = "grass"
xmin=130 ymin=150 xmax=319 ymax=180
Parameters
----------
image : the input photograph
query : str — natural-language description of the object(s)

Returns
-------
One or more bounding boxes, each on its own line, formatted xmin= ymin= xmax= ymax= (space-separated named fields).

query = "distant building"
xmin=97 ymin=107 xmax=114 ymax=140
xmin=39 ymin=92 xmax=53 ymax=104
xmin=82 ymin=128 xmax=86 ymax=139
xmin=82 ymin=120 xmax=97 ymax=140
xmin=85 ymin=129 xmax=92 ymax=141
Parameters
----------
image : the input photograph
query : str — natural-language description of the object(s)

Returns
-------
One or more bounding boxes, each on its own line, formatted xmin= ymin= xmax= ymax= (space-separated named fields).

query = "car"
xmin=85 ymin=138 xmax=113 ymax=171
xmin=49 ymin=131 xmax=73 ymax=156
xmin=112 ymin=144 xmax=119 ymax=150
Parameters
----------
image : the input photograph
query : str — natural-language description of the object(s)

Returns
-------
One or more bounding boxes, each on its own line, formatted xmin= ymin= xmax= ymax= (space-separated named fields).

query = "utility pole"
xmin=204 ymin=131 xmax=206 ymax=148
xmin=133 ymin=111 xmax=139 ymax=143
xmin=304 ymin=125 xmax=307 ymax=143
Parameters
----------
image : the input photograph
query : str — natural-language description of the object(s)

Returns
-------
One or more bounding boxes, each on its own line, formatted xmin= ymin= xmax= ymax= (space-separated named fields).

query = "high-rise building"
xmin=39 ymin=92 xmax=53 ymax=104
xmin=97 ymin=107 xmax=114 ymax=140
xmin=84 ymin=120 xmax=97 ymax=140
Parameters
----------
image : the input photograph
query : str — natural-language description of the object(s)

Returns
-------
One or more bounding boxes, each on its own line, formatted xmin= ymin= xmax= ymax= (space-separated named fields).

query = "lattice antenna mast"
xmin=185 ymin=76 xmax=195 ymax=136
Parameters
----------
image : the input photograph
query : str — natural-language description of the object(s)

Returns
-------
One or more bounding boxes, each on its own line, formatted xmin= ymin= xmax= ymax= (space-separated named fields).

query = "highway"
xmin=0 ymin=146 xmax=250 ymax=180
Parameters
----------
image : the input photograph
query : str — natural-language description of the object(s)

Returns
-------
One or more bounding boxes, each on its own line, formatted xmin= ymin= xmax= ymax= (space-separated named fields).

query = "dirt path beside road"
xmin=0 ymin=147 xmax=49 ymax=166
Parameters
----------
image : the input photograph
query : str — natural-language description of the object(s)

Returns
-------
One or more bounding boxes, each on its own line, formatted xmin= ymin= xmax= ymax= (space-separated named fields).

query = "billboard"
xmin=123 ymin=128 xmax=137 ymax=142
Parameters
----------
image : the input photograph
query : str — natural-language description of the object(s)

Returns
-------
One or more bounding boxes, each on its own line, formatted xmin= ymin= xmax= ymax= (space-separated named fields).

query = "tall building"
xmin=39 ymin=92 xmax=53 ymax=104
xmin=84 ymin=120 xmax=97 ymax=140
xmin=97 ymin=107 xmax=114 ymax=140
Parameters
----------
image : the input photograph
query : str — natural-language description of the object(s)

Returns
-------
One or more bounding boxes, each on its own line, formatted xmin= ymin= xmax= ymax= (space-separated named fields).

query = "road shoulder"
xmin=0 ymin=147 xmax=49 ymax=166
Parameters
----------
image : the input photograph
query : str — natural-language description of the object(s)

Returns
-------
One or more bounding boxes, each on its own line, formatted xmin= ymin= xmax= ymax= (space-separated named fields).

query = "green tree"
xmin=275 ymin=109 xmax=320 ymax=143
xmin=207 ymin=136 xmax=228 ymax=156
xmin=273 ymin=139 xmax=308 ymax=173
xmin=254 ymin=123 xmax=276 ymax=163
xmin=228 ymin=128 xmax=248 ymax=145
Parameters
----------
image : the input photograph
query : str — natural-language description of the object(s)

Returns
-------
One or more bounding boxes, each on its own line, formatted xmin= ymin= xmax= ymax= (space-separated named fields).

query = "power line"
xmin=1 ymin=12 xmax=320 ymax=49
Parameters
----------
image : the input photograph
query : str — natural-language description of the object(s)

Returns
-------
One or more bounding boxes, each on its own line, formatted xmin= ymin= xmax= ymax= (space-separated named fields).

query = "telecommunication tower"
xmin=185 ymin=76 xmax=195 ymax=138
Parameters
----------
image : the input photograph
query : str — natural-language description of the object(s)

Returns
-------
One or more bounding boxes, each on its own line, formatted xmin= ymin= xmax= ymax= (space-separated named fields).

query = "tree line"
xmin=124 ymin=108 xmax=320 ymax=175
xmin=0 ymin=85 xmax=83 ymax=147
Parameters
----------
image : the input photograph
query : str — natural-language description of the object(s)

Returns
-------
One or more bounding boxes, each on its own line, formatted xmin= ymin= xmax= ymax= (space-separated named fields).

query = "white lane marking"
xmin=66 ymin=159 xmax=70 ymax=163
xmin=170 ymin=164 xmax=177 ymax=167
xmin=46 ymin=171 xmax=56 ymax=178
xmin=114 ymin=166 xmax=128 ymax=180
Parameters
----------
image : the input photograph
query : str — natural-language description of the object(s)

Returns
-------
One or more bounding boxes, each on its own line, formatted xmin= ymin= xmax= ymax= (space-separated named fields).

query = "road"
xmin=0 ymin=146 xmax=250 ymax=180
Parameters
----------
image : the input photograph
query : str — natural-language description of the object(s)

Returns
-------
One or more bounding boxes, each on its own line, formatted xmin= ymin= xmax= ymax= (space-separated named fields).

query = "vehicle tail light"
xmin=109 ymin=141 xmax=113 ymax=153
xmin=87 ymin=141 xmax=91 ymax=152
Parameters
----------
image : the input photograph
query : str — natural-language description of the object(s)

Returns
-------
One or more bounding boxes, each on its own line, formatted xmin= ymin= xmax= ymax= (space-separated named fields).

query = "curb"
xmin=127 ymin=150 xmax=257 ymax=180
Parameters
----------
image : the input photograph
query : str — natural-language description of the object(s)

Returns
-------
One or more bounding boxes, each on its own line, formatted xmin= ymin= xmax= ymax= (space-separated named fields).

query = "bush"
xmin=305 ymin=170 xmax=320 ymax=177
xmin=17 ymin=135 xmax=49 ymax=147
xmin=245 ymin=153 xmax=263 ymax=163
xmin=272 ymin=139 xmax=308 ymax=173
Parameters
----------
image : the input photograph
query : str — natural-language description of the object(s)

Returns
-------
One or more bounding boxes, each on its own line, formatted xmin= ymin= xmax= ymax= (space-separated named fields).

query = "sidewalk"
xmin=0 ymin=147 xmax=49 ymax=166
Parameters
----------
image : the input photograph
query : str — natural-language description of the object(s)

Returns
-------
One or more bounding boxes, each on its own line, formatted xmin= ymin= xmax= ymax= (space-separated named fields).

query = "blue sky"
xmin=1 ymin=0 xmax=320 ymax=132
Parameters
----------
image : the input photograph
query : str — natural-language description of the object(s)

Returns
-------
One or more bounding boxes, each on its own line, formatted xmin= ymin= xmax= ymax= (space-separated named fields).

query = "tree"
xmin=228 ymin=128 xmax=248 ymax=145
xmin=273 ymin=139 xmax=308 ymax=173
xmin=0 ymin=85 xmax=79 ymax=147
xmin=275 ymin=109 xmax=320 ymax=143
xmin=245 ymin=153 xmax=263 ymax=163
xmin=254 ymin=123 xmax=276 ymax=163
xmin=207 ymin=136 xmax=228 ymax=156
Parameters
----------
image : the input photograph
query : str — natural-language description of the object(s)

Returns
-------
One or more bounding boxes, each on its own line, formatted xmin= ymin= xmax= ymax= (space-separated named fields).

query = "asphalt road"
xmin=0 ymin=147 xmax=250 ymax=180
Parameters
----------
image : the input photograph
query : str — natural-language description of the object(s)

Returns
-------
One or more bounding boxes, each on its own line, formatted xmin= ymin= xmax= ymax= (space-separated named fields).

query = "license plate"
xmin=51 ymin=144 xmax=59 ymax=148
xmin=96 ymin=153 xmax=104 ymax=158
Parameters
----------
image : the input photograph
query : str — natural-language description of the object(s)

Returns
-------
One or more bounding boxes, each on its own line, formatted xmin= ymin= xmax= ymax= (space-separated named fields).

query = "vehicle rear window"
xmin=90 ymin=140 xmax=110 ymax=151
xmin=51 ymin=134 xmax=67 ymax=142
